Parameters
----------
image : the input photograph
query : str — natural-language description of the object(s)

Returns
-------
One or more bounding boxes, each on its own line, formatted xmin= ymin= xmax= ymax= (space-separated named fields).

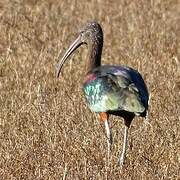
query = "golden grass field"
xmin=0 ymin=0 xmax=179 ymax=179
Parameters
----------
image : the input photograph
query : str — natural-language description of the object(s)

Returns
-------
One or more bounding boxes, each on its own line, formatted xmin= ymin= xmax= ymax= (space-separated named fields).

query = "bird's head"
xmin=56 ymin=21 xmax=103 ymax=77
xmin=79 ymin=21 xmax=103 ymax=45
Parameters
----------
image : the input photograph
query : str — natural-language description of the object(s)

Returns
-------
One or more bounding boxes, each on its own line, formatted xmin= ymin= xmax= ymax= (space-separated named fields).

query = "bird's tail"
xmin=141 ymin=92 xmax=151 ymax=121
xmin=146 ymin=92 xmax=151 ymax=121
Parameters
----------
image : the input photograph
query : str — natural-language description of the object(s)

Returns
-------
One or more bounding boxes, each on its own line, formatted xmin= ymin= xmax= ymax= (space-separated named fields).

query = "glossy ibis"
xmin=57 ymin=21 xmax=149 ymax=166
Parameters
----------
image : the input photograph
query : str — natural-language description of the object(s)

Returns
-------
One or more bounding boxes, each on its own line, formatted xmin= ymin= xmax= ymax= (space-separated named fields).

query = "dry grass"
xmin=0 ymin=0 xmax=179 ymax=179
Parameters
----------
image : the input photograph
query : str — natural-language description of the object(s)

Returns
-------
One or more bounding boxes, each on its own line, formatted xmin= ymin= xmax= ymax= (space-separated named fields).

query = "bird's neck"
xmin=86 ymin=41 xmax=103 ymax=73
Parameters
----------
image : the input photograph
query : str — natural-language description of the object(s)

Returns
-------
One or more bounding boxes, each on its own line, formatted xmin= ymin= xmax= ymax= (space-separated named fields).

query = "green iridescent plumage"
xmin=83 ymin=66 xmax=146 ymax=115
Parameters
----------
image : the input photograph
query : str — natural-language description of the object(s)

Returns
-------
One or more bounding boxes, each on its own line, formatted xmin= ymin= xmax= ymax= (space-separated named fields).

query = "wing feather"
xmin=83 ymin=65 xmax=148 ymax=114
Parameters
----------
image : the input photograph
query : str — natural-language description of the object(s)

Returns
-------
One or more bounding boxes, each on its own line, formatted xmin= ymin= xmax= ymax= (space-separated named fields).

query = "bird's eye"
xmin=80 ymin=30 xmax=85 ymax=34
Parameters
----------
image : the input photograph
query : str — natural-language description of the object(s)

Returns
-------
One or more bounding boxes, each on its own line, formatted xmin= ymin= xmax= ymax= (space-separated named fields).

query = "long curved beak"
xmin=56 ymin=35 xmax=83 ymax=78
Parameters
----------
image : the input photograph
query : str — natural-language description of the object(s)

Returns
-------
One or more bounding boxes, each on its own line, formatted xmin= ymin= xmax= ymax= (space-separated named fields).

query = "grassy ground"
xmin=0 ymin=0 xmax=179 ymax=179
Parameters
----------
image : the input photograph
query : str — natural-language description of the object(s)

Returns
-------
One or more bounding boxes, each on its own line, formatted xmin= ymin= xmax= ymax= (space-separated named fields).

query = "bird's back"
xmin=83 ymin=65 xmax=149 ymax=117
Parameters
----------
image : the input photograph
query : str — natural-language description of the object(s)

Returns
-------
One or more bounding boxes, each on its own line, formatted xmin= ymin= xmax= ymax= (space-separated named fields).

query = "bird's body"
xmin=83 ymin=65 xmax=148 ymax=117
xmin=57 ymin=21 xmax=149 ymax=166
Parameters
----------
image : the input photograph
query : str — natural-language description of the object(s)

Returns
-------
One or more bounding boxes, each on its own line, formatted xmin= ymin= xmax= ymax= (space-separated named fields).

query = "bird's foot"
xmin=107 ymin=138 xmax=112 ymax=163
xmin=118 ymin=156 xmax=125 ymax=167
xmin=117 ymin=152 xmax=126 ymax=167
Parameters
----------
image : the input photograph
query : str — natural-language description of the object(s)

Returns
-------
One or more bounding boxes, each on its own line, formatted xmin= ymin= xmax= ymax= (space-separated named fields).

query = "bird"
xmin=56 ymin=21 xmax=149 ymax=167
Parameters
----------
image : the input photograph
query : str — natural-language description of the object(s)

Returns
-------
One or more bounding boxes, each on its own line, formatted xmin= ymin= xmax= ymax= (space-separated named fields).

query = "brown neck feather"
xmin=86 ymin=41 xmax=103 ymax=73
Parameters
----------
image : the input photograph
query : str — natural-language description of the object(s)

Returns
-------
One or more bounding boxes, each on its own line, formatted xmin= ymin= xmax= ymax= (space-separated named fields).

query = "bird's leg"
xmin=118 ymin=118 xmax=132 ymax=167
xmin=118 ymin=125 xmax=129 ymax=167
xmin=104 ymin=118 xmax=112 ymax=151
xmin=99 ymin=112 xmax=112 ymax=163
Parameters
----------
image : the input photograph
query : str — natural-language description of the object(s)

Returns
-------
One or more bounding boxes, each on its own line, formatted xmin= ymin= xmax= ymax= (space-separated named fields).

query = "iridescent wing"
xmin=83 ymin=65 xmax=148 ymax=114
